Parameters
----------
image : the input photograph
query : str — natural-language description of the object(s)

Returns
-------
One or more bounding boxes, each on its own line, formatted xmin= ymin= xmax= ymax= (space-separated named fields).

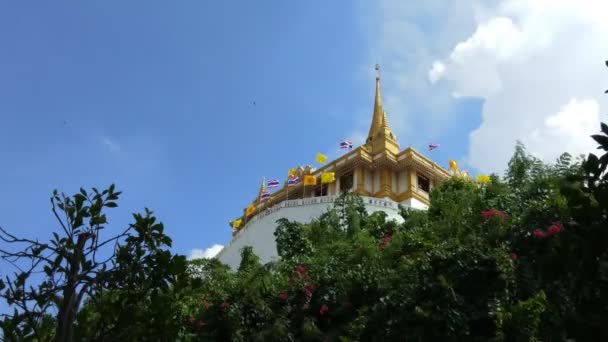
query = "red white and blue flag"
xmin=428 ymin=143 xmax=439 ymax=151
xmin=260 ymin=191 xmax=271 ymax=201
xmin=340 ymin=140 xmax=353 ymax=150
xmin=287 ymin=177 xmax=300 ymax=186
xmin=267 ymin=179 xmax=280 ymax=188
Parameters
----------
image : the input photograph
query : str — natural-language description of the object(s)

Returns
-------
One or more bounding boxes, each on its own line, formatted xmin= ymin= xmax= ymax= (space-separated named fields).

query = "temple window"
xmin=417 ymin=174 xmax=430 ymax=193
xmin=340 ymin=172 xmax=354 ymax=192
xmin=315 ymin=186 xmax=328 ymax=197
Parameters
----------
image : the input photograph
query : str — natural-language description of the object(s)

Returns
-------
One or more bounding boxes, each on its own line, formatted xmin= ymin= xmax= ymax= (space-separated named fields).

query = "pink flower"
xmin=510 ymin=252 xmax=518 ymax=260
xmin=295 ymin=265 xmax=306 ymax=274
xmin=547 ymin=221 xmax=563 ymax=236
xmin=319 ymin=304 xmax=329 ymax=315
xmin=533 ymin=229 xmax=548 ymax=240
xmin=198 ymin=319 xmax=206 ymax=328
xmin=481 ymin=209 xmax=508 ymax=221
xmin=278 ymin=292 xmax=288 ymax=300
xmin=547 ymin=225 xmax=561 ymax=235
xmin=303 ymin=288 xmax=312 ymax=298
xmin=379 ymin=234 xmax=392 ymax=249
xmin=219 ymin=302 xmax=230 ymax=312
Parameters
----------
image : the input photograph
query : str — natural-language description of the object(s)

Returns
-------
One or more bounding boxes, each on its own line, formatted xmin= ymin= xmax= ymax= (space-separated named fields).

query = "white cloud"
xmin=429 ymin=61 xmax=446 ymax=84
xmin=189 ymin=244 xmax=224 ymax=260
xmin=427 ymin=0 xmax=608 ymax=172
xmin=524 ymin=98 xmax=603 ymax=161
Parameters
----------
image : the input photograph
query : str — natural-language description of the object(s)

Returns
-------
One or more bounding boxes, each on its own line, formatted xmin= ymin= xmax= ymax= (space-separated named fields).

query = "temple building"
xmin=216 ymin=67 xmax=451 ymax=269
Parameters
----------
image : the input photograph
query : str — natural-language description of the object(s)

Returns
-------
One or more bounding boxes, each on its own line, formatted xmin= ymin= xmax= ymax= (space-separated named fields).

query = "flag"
xmin=246 ymin=205 xmax=255 ymax=216
xmin=316 ymin=153 xmax=327 ymax=164
xmin=429 ymin=143 xmax=439 ymax=151
xmin=340 ymin=140 xmax=353 ymax=150
xmin=287 ymin=176 xmax=300 ymax=186
xmin=260 ymin=191 xmax=270 ymax=201
xmin=321 ymin=172 xmax=335 ymax=184
xmin=476 ymin=174 xmax=491 ymax=184
xmin=230 ymin=218 xmax=242 ymax=229
xmin=288 ymin=168 xmax=297 ymax=177
xmin=267 ymin=179 xmax=280 ymax=188
xmin=303 ymin=175 xmax=317 ymax=186
xmin=449 ymin=160 xmax=458 ymax=171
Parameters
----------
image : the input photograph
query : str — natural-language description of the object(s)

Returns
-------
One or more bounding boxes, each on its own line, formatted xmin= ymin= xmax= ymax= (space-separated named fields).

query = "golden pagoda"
xmin=233 ymin=65 xmax=451 ymax=233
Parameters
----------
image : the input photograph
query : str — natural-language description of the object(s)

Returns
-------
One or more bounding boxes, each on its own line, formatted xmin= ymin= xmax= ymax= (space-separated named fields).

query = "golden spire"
xmin=367 ymin=64 xmax=384 ymax=143
xmin=255 ymin=177 xmax=266 ymax=203
xmin=382 ymin=110 xmax=389 ymax=129
xmin=365 ymin=64 xmax=399 ymax=154
xmin=259 ymin=177 xmax=266 ymax=195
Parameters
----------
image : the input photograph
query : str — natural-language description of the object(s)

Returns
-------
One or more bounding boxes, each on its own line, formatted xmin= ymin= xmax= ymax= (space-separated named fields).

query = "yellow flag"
xmin=232 ymin=218 xmax=242 ymax=229
xmin=449 ymin=160 xmax=458 ymax=171
xmin=288 ymin=169 xmax=296 ymax=177
xmin=476 ymin=174 xmax=491 ymax=184
xmin=316 ymin=153 xmax=327 ymax=164
xmin=321 ymin=172 xmax=335 ymax=184
xmin=246 ymin=205 xmax=255 ymax=216
xmin=303 ymin=175 xmax=317 ymax=186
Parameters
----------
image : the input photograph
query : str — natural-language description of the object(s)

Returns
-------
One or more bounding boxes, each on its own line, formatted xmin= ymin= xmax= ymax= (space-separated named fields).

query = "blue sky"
xmin=0 ymin=1 xmax=482 ymax=257
xmin=5 ymin=0 xmax=603 ymax=259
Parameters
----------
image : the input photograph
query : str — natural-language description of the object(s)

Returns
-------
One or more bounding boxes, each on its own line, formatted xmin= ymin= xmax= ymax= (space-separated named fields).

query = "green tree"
xmin=0 ymin=185 xmax=193 ymax=342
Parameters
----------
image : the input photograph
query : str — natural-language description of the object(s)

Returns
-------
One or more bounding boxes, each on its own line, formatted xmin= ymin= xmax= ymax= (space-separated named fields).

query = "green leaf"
xmin=591 ymin=134 xmax=608 ymax=151
xmin=80 ymin=187 xmax=87 ymax=197
xmin=105 ymin=202 xmax=118 ymax=208
xmin=585 ymin=154 xmax=600 ymax=175
xmin=601 ymin=122 xmax=608 ymax=135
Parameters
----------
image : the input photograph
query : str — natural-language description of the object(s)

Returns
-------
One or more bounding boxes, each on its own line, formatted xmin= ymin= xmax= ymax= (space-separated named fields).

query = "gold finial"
xmin=365 ymin=64 xmax=399 ymax=154
xmin=367 ymin=64 xmax=384 ymax=143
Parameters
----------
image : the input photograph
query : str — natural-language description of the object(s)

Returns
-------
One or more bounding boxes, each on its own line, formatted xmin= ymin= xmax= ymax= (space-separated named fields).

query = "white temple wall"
xmin=216 ymin=196 xmax=405 ymax=270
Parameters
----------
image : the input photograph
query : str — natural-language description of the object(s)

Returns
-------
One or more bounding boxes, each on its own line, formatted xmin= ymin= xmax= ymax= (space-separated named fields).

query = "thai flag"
xmin=340 ymin=140 xmax=353 ymax=150
xmin=260 ymin=191 xmax=270 ymax=201
xmin=428 ymin=143 xmax=439 ymax=151
xmin=287 ymin=177 xmax=300 ymax=186
xmin=267 ymin=179 xmax=280 ymax=188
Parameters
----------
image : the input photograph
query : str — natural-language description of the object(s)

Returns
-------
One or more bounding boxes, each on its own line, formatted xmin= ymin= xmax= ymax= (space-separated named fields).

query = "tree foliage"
xmin=0 ymin=186 xmax=197 ymax=341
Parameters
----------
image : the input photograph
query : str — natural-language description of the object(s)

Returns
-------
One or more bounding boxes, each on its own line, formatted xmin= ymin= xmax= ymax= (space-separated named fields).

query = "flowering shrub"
xmin=481 ymin=208 xmax=508 ymax=221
